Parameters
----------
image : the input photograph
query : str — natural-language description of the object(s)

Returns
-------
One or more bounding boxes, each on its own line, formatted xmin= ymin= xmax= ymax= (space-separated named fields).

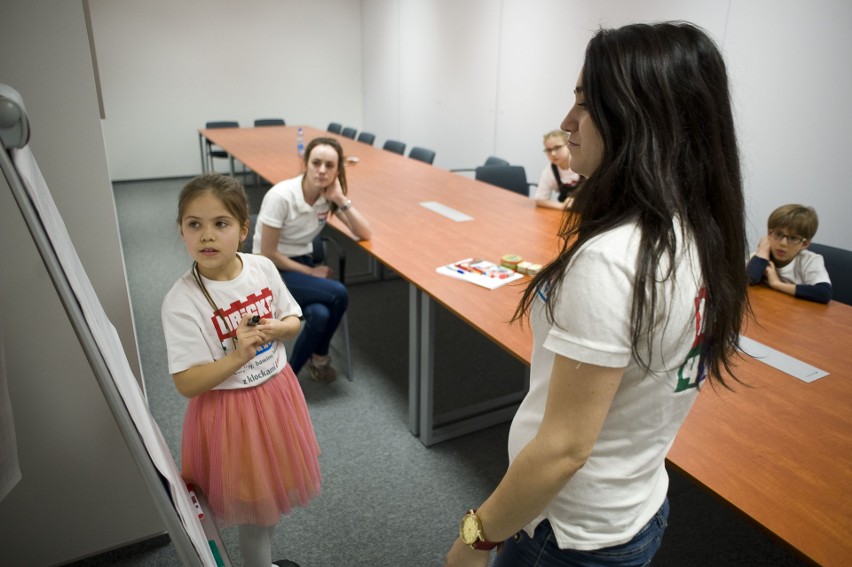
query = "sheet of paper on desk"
xmin=437 ymin=257 xmax=524 ymax=290
xmin=419 ymin=201 xmax=473 ymax=222
xmin=738 ymin=336 xmax=829 ymax=383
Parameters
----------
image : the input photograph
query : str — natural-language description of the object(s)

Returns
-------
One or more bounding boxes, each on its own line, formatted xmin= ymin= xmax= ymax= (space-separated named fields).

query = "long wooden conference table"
xmin=200 ymin=125 xmax=851 ymax=566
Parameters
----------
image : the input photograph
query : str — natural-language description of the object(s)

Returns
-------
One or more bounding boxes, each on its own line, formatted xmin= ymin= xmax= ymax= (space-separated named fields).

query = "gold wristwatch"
xmin=459 ymin=509 xmax=500 ymax=551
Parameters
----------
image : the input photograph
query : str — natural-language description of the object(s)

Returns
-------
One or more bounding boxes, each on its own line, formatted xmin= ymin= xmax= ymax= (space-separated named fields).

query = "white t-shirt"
xmin=253 ymin=175 xmax=331 ymax=257
xmin=776 ymin=249 xmax=831 ymax=285
xmin=508 ymin=220 xmax=706 ymax=550
xmin=161 ymin=253 xmax=302 ymax=389
xmin=534 ymin=164 xmax=581 ymax=201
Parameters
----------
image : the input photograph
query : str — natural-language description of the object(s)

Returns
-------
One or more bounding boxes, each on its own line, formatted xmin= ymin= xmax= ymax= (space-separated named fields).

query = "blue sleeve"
xmin=795 ymin=282 xmax=833 ymax=304
xmin=747 ymin=256 xmax=768 ymax=285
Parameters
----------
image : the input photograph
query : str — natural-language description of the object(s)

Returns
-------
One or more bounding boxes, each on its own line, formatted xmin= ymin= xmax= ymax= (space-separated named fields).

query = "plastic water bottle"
xmin=296 ymin=127 xmax=305 ymax=157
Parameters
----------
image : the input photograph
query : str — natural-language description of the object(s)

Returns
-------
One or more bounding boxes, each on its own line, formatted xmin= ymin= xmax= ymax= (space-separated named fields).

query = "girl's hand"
xmin=254 ymin=315 xmax=302 ymax=342
xmin=310 ymin=264 xmax=333 ymax=279
xmin=234 ymin=314 xmax=267 ymax=360
xmin=444 ymin=539 xmax=490 ymax=567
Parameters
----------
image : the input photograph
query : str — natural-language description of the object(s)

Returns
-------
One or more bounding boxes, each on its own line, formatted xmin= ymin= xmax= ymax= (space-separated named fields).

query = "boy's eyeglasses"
xmin=769 ymin=230 xmax=806 ymax=245
xmin=543 ymin=144 xmax=566 ymax=154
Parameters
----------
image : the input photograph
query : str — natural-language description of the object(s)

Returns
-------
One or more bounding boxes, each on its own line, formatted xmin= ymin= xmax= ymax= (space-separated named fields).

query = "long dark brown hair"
xmin=514 ymin=22 xmax=748 ymax=387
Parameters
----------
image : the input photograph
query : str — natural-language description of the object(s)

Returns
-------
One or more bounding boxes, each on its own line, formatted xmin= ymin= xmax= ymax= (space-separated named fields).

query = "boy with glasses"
xmin=748 ymin=204 xmax=832 ymax=303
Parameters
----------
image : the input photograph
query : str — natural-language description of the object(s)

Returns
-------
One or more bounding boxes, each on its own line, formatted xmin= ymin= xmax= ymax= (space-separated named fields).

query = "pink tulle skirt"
xmin=181 ymin=365 xmax=321 ymax=527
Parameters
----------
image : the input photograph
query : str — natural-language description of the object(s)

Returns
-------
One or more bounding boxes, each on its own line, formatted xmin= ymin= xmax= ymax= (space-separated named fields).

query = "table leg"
xmin=416 ymin=292 xmax=527 ymax=447
xmin=418 ymin=289 xmax=436 ymax=446
xmin=408 ymin=284 xmax=421 ymax=436
xmin=198 ymin=133 xmax=207 ymax=173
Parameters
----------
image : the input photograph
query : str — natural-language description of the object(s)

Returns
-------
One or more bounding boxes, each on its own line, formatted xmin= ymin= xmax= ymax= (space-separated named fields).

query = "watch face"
xmin=459 ymin=514 xmax=480 ymax=544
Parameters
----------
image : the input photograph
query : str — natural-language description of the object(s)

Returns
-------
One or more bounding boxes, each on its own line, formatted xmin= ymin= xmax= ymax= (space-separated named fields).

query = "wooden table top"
xmin=670 ymin=286 xmax=852 ymax=566
xmin=202 ymin=125 xmax=564 ymax=363
xmin=202 ymin=125 xmax=852 ymax=565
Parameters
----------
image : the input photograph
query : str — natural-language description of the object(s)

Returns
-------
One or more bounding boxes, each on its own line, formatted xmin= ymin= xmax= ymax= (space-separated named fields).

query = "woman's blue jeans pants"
xmin=280 ymin=258 xmax=348 ymax=374
xmin=492 ymin=498 xmax=669 ymax=567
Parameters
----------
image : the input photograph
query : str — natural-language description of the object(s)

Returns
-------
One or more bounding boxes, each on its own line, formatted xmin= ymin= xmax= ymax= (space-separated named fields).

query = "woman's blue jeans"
xmin=492 ymin=499 xmax=669 ymax=567
xmin=280 ymin=255 xmax=348 ymax=374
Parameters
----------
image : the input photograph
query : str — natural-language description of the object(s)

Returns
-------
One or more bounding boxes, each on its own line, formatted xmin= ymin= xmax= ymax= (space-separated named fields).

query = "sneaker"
xmin=306 ymin=357 xmax=337 ymax=384
xmin=273 ymin=560 xmax=301 ymax=567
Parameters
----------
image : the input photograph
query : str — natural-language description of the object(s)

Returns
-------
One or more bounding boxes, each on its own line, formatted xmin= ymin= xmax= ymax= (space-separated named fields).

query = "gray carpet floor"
xmin=69 ymin=177 xmax=811 ymax=566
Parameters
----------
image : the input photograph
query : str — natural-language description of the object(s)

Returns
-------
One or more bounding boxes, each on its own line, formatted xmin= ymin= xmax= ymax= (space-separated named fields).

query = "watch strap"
xmin=462 ymin=509 xmax=501 ymax=551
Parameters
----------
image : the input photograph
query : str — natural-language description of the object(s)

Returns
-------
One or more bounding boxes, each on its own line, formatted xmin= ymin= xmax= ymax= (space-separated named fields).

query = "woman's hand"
xmin=444 ymin=539 xmax=491 ymax=567
xmin=309 ymin=264 xmax=333 ymax=278
xmin=323 ymin=178 xmax=347 ymax=207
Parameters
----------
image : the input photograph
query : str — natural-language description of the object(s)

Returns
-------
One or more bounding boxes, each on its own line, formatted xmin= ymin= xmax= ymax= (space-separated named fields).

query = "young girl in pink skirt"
xmin=162 ymin=173 xmax=321 ymax=567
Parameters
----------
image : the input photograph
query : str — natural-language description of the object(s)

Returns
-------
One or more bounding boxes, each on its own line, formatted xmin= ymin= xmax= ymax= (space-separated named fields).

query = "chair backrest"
xmin=327 ymin=122 xmax=342 ymax=134
xmin=341 ymin=127 xmax=357 ymax=139
xmin=807 ymin=242 xmax=852 ymax=305
xmin=383 ymin=139 xmax=406 ymax=155
xmin=254 ymin=118 xmax=285 ymax=127
xmin=204 ymin=121 xmax=239 ymax=158
xmin=475 ymin=165 xmax=530 ymax=196
xmin=357 ymin=131 xmax=376 ymax=146
xmin=409 ymin=146 xmax=436 ymax=165
xmin=484 ymin=155 xmax=510 ymax=167
xmin=206 ymin=121 xmax=239 ymax=130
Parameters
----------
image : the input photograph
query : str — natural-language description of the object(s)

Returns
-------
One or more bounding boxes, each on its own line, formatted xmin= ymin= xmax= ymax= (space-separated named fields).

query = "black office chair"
xmin=807 ymin=242 xmax=852 ymax=305
xmin=356 ymin=132 xmax=376 ymax=146
xmin=474 ymin=165 xmax=533 ymax=196
xmin=408 ymin=147 xmax=436 ymax=165
xmin=254 ymin=118 xmax=286 ymax=127
xmin=327 ymin=122 xmax=343 ymax=134
xmin=383 ymin=139 xmax=406 ymax=155
xmin=450 ymin=155 xmax=509 ymax=173
xmin=341 ymin=127 xmax=357 ymax=139
xmin=204 ymin=121 xmax=239 ymax=175
xmin=246 ymin=215 xmax=354 ymax=380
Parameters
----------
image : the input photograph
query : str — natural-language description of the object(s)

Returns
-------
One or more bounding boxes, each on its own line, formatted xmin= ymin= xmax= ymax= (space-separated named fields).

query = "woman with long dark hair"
xmin=446 ymin=22 xmax=747 ymax=567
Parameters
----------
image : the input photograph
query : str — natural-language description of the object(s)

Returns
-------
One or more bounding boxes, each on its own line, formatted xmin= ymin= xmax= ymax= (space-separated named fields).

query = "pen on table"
xmin=186 ymin=484 xmax=205 ymax=519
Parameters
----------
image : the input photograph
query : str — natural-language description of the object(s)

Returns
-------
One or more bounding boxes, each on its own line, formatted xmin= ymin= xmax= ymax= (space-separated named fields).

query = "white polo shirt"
xmin=253 ymin=175 xmax=331 ymax=257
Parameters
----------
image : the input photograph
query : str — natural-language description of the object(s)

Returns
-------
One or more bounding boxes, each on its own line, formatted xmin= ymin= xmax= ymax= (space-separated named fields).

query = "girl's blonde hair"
xmin=543 ymin=130 xmax=570 ymax=144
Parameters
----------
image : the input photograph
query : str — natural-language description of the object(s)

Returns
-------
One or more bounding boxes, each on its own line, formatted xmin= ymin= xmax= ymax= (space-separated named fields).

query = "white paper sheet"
xmin=437 ymin=257 xmax=524 ymax=290
xmin=0 ymin=327 xmax=22 ymax=503
xmin=739 ymin=335 xmax=829 ymax=383
xmin=12 ymin=146 xmax=217 ymax=565
xmin=419 ymin=200 xmax=474 ymax=222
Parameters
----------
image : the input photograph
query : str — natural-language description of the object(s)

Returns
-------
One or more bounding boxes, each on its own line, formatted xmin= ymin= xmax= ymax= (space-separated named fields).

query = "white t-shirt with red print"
xmin=162 ymin=253 xmax=302 ymax=390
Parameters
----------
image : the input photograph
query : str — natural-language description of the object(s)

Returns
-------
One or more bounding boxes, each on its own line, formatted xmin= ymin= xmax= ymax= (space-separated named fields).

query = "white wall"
xmin=359 ymin=0 xmax=850 ymax=249
xmin=725 ymin=0 xmax=852 ymax=247
xmin=91 ymin=0 xmax=363 ymax=180
xmin=0 ymin=1 xmax=163 ymax=564
xmin=91 ymin=0 xmax=851 ymax=248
